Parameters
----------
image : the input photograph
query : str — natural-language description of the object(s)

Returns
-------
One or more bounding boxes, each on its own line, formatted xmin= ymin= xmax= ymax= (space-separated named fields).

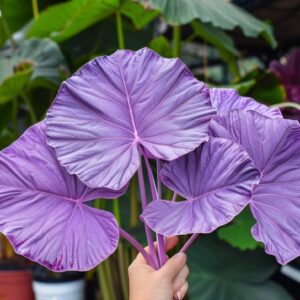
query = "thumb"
xmin=158 ymin=252 xmax=187 ymax=281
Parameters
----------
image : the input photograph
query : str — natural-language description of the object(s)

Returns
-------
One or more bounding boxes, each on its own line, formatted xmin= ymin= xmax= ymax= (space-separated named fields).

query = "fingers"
xmin=173 ymin=265 xmax=189 ymax=292
xmin=165 ymin=236 xmax=179 ymax=251
xmin=158 ymin=252 xmax=187 ymax=280
xmin=174 ymin=281 xmax=189 ymax=300
xmin=135 ymin=236 xmax=179 ymax=264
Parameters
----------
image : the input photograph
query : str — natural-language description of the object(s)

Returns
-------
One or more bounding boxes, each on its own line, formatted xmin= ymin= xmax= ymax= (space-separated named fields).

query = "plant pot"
xmin=33 ymin=278 xmax=85 ymax=300
xmin=0 ymin=269 xmax=34 ymax=300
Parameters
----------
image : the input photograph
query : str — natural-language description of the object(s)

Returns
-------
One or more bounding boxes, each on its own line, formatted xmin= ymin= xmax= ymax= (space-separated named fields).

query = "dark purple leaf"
xmin=209 ymin=110 xmax=300 ymax=264
xmin=141 ymin=137 xmax=259 ymax=235
xmin=270 ymin=48 xmax=300 ymax=104
xmin=46 ymin=48 xmax=215 ymax=190
xmin=0 ymin=122 xmax=125 ymax=271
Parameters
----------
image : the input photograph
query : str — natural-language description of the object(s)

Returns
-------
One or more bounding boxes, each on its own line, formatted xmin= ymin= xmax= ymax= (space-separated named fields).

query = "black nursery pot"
xmin=32 ymin=265 xmax=87 ymax=300
xmin=32 ymin=264 xmax=85 ymax=283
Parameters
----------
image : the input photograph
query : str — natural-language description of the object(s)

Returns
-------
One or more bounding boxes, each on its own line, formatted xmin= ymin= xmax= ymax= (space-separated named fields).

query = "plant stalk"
xmin=180 ymin=233 xmax=200 ymax=253
xmin=31 ymin=0 xmax=39 ymax=20
xmin=97 ymin=262 xmax=112 ymax=300
xmin=21 ymin=92 xmax=37 ymax=124
xmin=104 ymin=259 xmax=117 ymax=300
xmin=172 ymin=25 xmax=181 ymax=57
xmin=172 ymin=192 xmax=178 ymax=202
xmin=271 ymin=101 xmax=300 ymax=111
xmin=113 ymin=198 xmax=121 ymax=226
xmin=144 ymin=156 xmax=166 ymax=267
xmin=137 ymin=159 xmax=159 ymax=269
xmin=119 ymin=227 xmax=155 ymax=267
xmin=117 ymin=243 xmax=129 ymax=300
xmin=116 ymin=11 xmax=125 ymax=49
xmin=130 ymin=175 xmax=139 ymax=227
xmin=12 ymin=97 xmax=18 ymax=137
xmin=0 ymin=0 xmax=16 ymax=47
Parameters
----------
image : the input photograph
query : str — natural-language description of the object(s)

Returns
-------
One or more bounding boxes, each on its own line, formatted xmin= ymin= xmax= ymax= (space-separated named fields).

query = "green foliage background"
xmin=0 ymin=1 xmax=292 ymax=299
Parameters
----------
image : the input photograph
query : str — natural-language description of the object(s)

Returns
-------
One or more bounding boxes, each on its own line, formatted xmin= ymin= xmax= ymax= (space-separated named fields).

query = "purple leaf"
xmin=210 ymin=87 xmax=282 ymax=118
xmin=46 ymin=48 xmax=215 ymax=190
xmin=141 ymin=138 xmax=260 ymax=235
xmin=0 ymin=122 xmax=125 ymax=272
xmin=209 ymin=110 xmax=300 ymax=264
xmin=270 ymin=48 xmax=300 ymax=103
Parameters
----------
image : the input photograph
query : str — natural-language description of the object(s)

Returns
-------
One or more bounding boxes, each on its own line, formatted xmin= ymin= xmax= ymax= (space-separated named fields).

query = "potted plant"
xmin=0 ymin=234 xmax=34 ymax=300
xmin=32 ymin=265 xmax=85 ymax=300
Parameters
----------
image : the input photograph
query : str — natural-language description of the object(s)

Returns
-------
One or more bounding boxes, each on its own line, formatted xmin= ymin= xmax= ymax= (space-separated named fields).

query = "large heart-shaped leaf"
xmin=46 ymin=48 xmax=215 ymax=190
xmin=27 ymin=0 xmax=119 ymax=43
xmin=0 ymin=122 xmax=126 ymax=271
xmin=144 ymin=0 xmax=277 ymax=48
xmin=188 ymin=235 xmax=292 ymax=300
xmin=141 ymin=137 xmax=260 ymax=235
xmin=210 ymin=87 xmax=282 ymax=118
xmin=0 ymin=38 xmax=68 ymax=91
xmin=209 ymin=110 xmax=300 ymax=264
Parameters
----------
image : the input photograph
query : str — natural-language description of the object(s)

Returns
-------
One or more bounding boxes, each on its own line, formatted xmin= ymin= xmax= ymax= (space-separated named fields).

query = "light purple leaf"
xmin=0 ymin=122 xmax=124 ymax=272
xmin=209 ymin=110 xmax=300 ymax=264
xmin=141 ymin=137 xmax=260 ymax=235
xmin=46 ymin=48 xmax=215 ymax=190
xmin=210 ymin=87 xmax=282 ymax=118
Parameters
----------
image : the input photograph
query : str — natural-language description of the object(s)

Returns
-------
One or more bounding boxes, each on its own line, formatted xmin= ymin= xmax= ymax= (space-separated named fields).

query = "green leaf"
xmin=191 ymin=21 xmax=241 ymax=77
xmin=188 ymin=235 xmax=292 ymax=300
xmin=225 ymin=79 xmax=257 ymax=95
xmin=27 ymin=0 xmax=119 ymax=43
xmin=0 ymin=0 xmax=32 ymax=46
xmin=0 ymin=38 xmax=68 ymax=92
xmin=0 ymin=128 xmax=14 ymax=150
xmin=248 ymin=71 xmax=286 ymax=105
xmin=149 ymin=36 xmax=172 ymax=57
xmin=0 ymin=65 xmax=32 ymax=104
xmin=145 ymin=0 xmax=277 ymax=48
xmin=192 ymin=21 xmax=239 ymax=57
xmin=218 ymin=208 xmax=260 ymax=250
xmin=120 ymin=0 xmax=159 ymax=29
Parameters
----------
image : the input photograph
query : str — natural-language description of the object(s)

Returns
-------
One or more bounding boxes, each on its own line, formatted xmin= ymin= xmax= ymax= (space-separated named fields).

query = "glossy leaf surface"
xmin=209 ymin=110 xmax=300 ymax=264
xmin=0 ymin=122 xmax=125 ymax=271
xmin=141 ymin=138 xmax=259 ymax=235
xmin=47 ymin=48 xmax=215 ymax=190
xmin=27 ymin=0 xmax=119 ymax=43
xmin=144 ymin=0 xmax=276 ymax=48
xmin=210 ymin=88 xmax=282 ymax=118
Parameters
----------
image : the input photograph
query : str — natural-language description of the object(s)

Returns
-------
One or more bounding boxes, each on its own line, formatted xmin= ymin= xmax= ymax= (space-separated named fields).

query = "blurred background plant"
xmin=0 ymin=0 xmax=299 ymax=299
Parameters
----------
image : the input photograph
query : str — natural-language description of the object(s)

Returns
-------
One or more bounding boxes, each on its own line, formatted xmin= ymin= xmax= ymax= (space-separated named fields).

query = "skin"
xmin=128 ymin=237 xmax=189 ymax=300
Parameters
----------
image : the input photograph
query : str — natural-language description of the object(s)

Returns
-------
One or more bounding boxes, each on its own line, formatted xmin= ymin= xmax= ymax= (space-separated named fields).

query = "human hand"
xmin=128 ymin=237 xmax=189 ymax=300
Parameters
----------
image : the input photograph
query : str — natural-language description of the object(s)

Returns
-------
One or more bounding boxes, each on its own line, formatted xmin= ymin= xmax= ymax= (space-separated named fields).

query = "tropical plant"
xmin=0 ymin=1 xmax=299 ymax=300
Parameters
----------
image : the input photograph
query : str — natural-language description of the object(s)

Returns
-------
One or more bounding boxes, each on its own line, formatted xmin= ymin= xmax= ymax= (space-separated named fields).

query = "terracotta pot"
xmin=0 ymin=270 xmax=34 ymax=300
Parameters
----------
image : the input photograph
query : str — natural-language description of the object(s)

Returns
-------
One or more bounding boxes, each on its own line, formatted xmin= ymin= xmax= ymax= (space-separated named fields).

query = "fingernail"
xmin=174 ymin=252 xmax=186 ymax=261
xmin=177 ymin=291 xmax=181 ymax=300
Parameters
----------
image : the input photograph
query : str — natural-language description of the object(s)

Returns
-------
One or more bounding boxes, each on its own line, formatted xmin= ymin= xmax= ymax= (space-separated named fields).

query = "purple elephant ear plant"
xmin=0 ymin=48 xmax=300 ymax=275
